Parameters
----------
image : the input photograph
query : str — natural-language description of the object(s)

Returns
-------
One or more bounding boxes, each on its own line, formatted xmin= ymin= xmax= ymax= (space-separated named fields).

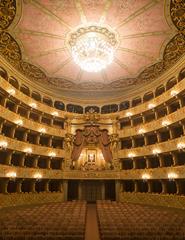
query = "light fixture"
xmin=33 ymin=173 xmax=42 ymax=180
xmin=128 ymin=153 xmax=135 ymax=158
xmin=6 ymin=172 xmax=16 ymax=179
xmin=170 ymin=90 xmax=178 ymax=97
xmin=7 ymin=89 xmax=15 ymax=95
xmin=148 ymin=103 xmax=156 ymax=109
xmin=14 ymin=119 xmax=23 ymax=126
xmin=168 ymin=172 xmax=178 ymax=181
xmin=49 ymin=152 xmax=56 ymax=157
xmin=138 ymin=128 xmax=146 ymax=134
xmin=162 ymin=120 xmax=170 ymax=127
xmin=67 ymin=25 xmax=118 ymax=72
xmin=177 ymin=142 xmax=185 ymax=150
xmin=126 ymin=112 xmax=133 ymax=117
xmin=24 ymin=147 xmax=32 ymax=154
xmin=51 ymin=111 xmax=59 ymax=117
xmin=29 ymin=103 xmax=37 ymax=109
xmin=39 ymin=128 xmax=46 ymax=134
xmin=0 ymin=141 xmax=8 ymax=148
xmin=142 ymin=173 xmax=150 ymax=181
xmin=152 ymin=149 xmax=161 ymax=155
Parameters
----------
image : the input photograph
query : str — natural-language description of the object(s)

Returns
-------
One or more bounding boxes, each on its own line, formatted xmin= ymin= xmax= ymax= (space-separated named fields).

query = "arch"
xmin=43 ymin=96 xmax=53 ymax=107
xmin=67 ymin=104 xmax=83 ymax=114
xmin=178 ymin=68 xmax=185 ymax=82
xmin=54 ymin=101 xmax=65 ymax=111
xmin=155 ymin=84 xmax=165 ymax=97
xmin=9 ymin=77 xmax=19 ymax=89
xmin=166 ymin=77 xmax=177 ymax=90
xmin=0 ymin=67 xmax=8 ymax=81
xmin=132 ymin=97 xmax=142 ymax=107
xmin=32 ymin=91 xmax=42 ymax=102
xmin=20 ymin=84 xmax=30 ymax=96
xmin=101 ymin=104 xmax=118 ymax=114
xmin=119 ymin=101 xmax=130 ymax=111
xmin=143 ymin=91 xmax=154 ymax=102
xmin=85 ymin=106 xmax=100 ymax=113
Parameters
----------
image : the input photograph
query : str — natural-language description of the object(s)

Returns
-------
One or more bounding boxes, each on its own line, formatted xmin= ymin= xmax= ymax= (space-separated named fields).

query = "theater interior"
xmin=0 ymin=0 xmax=185 ymax=239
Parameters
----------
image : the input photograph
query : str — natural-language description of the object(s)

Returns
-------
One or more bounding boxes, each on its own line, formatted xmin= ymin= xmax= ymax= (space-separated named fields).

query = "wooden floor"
xmin=85 ymin=204 xmax=100 ymax=240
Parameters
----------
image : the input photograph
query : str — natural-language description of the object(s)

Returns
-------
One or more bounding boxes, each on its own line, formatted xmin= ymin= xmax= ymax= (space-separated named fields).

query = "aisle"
xmin=85 ymin=204 xmax=100 ymax=240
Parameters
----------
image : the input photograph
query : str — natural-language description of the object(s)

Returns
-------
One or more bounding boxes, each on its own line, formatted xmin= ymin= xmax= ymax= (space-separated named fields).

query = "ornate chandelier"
xmin=67 ymin=25 xmax=118 ymax=73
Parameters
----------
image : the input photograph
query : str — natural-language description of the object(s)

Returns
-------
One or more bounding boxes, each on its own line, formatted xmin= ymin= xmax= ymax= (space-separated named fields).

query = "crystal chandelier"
xmin=68 ymin=25 xmax=118 ymax=73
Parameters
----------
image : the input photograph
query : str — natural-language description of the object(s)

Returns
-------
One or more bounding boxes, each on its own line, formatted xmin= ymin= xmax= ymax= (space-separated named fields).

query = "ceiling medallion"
xmin=67 ymin=25 xmax=118 ymax=73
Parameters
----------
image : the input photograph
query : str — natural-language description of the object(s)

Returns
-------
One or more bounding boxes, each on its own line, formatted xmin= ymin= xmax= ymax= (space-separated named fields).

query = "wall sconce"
xmin=128 ymin=153 xmax=135 ymax=158
xmin=33 ymin=173 xmax=42 ymax=181
xmin=7 ymin=89 xmax=15 ymax=95
xmin=49 ymin=152 xmax=56 ymax=157
xmin=142 ymin=173 xmax=150 ymax=181
xmin=126 ymin=112 xmax=133 ymax=117
xmin=152 ymin=149 xmax=161 ymax=155
xmin=29 ymin=103 xmax=37 ymax=109
xmin=24 ymin=147 xmax=32 ymax=154
xmin=177 ymin=142 xmax=185 ymax=150
xmin=51 ymin=111 xmax=59 ymax=117
xmin=148 ymin=103 xmax=156 ymax=109
xmin=170 ymin=90 xmax=178 ymax=97
xmin=138 ymin=128 xmax=146 ymax=134
xmin=162 ymin=120 xmax=170 ymax=127
xmin=0 ymin=141 xmax=8 ymax=149
xmin=6 ymin=171 xmax=16 ymax=180
xmin=14 ymin=119 xmax=23 ymax=126
xmin=39 ymin=128 xmax=46 ymax=134
xmin=168 ymin=172 xmax=178 ymax=181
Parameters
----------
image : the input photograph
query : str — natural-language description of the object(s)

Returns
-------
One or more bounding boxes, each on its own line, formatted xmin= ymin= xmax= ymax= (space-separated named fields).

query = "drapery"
xmin=71 ymin=126 xmax=112 ymax=162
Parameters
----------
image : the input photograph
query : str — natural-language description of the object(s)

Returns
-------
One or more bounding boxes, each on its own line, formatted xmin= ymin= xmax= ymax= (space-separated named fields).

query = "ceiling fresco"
xmin=0 ymin=0 xmax=184 ymax=100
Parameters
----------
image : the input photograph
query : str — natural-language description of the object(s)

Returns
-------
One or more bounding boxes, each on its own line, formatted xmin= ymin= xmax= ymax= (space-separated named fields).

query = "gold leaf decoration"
xmin=0 ymin=31 xmax=21 ymax=65
xmin=170 ymin=0 xmax=185 ymax=31
xmin=0 ymin=0 xmax=16 ymax=30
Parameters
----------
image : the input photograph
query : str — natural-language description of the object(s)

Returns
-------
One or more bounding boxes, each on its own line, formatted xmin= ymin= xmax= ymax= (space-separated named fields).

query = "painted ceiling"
xmin=0 ymin=0 xmax=184 ymax=100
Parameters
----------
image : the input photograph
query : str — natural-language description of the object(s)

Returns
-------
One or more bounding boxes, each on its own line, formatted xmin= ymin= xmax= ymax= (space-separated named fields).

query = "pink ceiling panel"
xmin=53 ymin=61 xmax=80 ymax=80
xmin=105 ymin=61 xmax=131 ymax=81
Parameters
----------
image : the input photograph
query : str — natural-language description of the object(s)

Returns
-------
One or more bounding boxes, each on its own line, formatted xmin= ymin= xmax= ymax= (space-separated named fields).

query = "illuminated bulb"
xmin=6 ymin=172 xmax=16 ymax=178
xmin=7 ymin=89 xmax=15 ymax=95
xmin=142 ymin=173 xmax=150 ymax=180
xmin=14 ymin=119 xmax=23 ymax=126
xmin=177 ymin=142 xmax=185 ymax=149
xmin=152 ymin=149 xmax=161 ymax=155
xmin=128 ymin=153 xmax=135 ymax=158
xmin=0 ymin=141 xmax=8 ymax=148
xmin=138 ymin=128 xmax=146 ymax=134
xmin=33 ymin=173 xmax=42 ymax=179
xmin=49 ymin=152 xmax=56 ymax=157
xmin=39 ymin=128 xmax=46 ymax=134
xmin=24 ymin=147 xmax=32 ymax=154
xmin=29 ymin=103 xmax=37 ymax=108
xmin=126 ymin=112 xmax=133 ymax=117
xmin=171 ymin=90 xmax=178 ymax=97
xmin=148 ymin=103 xmax=156 ymax=109
xmin=52 ymin=111 xmax=59 ymax=117
xmin=162 ymin=120 xmax=170 ymax=127
xmin=168 ymin=172 xmax=178 ymax=180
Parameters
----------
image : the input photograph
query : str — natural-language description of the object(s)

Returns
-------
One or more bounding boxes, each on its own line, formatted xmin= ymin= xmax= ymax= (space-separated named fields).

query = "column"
xmin=44 ymin=180 xmax=50 ymax=192
xmin=158 ymin=155 xmax=165 ymax=167
xmin=171 ymin=152 xmax=178 ymax=166
xmin=145 ymin=157 xmax=151 ymax=169
xmin=133 ymin=159 xmax=137 ymax=169
xmin=58 ymin=180 xmax=63 ymax=192
xmin=16 ymin=179 xmax=23 ymax=193
xmin=161 ymin=180 xmax=167 ymax=194
xmin=5 ymin=151 xmax=12 ymax=165
xmin=33 ymin=156 xmax=39 ymax=168
xmin=19 ymin=153 xmax=26 ymax=167
xmin=1 ymin=179 xmax=9 ymax=193
xmin=46 ymin=158 xmax=51 ymax=169
xmin=115 ymin=180 xmax=121 ymax=201
xmin=63 ymin=180 xmax=68 ymax=201
xmin=147 ymin=180 xmax=153 ymax=193
xmin=30 ymin=180 xmax=36 ymax=193
xmin=134 ymin=180 xmax=138 ymax=192
xmin=175 ymin=180 xmax=182 ymax=195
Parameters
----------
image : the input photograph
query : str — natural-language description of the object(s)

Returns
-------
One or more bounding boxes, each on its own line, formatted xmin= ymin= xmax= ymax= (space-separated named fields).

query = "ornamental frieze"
xmin=0 ymin=0 xmax=16 ymax=30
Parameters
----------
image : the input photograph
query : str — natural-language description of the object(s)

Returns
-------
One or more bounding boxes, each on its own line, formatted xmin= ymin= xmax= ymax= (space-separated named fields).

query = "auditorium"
xmin=0 ymin=0 xmax=185 ymax=239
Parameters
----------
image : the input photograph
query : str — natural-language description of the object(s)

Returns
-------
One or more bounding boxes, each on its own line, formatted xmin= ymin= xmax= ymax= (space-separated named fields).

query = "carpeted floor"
xmin=85 ymin=204 xmax=100 ymax=240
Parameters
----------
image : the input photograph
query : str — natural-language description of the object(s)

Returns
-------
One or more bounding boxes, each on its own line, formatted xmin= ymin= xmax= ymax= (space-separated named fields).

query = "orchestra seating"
xmin=0 ymin=201 xmax=86 ymax=240
xmin=97 ymin=200 xmax=185 ymax=240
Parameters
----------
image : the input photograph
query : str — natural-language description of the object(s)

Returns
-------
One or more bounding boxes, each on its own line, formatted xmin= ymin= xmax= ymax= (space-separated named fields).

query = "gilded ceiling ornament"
xmin=170 ymin=0 xmax=185 ymax=31
xmin=0 ymin=31 xmax=21 ymax=65
xmin=0 ymin=0 xmax=16 ymax=30
xmin=19 ymin=61 xmax=47 ymax=81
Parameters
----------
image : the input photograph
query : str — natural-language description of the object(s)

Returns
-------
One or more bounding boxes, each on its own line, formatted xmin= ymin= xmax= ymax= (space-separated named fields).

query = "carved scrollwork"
xmin=0 ymin=0 xmax=16 ymax=30
xmin=0 ymin=31 xmax=21 ymax=65
xmin=170 ymin=0 xmax=185 ymax=31
xmin=19 ymin=61 xmax=47 ymax=81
